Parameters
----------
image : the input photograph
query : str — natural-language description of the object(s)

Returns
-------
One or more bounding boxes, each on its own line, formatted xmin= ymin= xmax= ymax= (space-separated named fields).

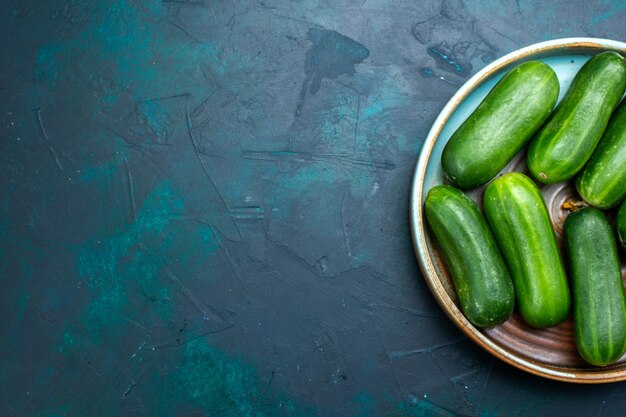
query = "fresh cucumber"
xmin=576 ymin=99 xmax=626 ymax=209
xmin=528 ymin=51 xmax=626 ymax=184
xmin=618 ymin=200 xmax=626 ymax=252
xmin=441 ymin=61 xmax=559 ymax=189
xmin=483 ymin=172 xmax=570 ymax=328
xmin=424 ymin=185 xmax=514 ymax=327
xmin=564 ymin=207 xmax=626 ymax=367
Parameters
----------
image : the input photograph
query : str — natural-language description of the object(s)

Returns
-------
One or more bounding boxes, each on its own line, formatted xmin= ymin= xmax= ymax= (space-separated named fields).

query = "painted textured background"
xmin=2 ymin=1 xmax=626 ymax=416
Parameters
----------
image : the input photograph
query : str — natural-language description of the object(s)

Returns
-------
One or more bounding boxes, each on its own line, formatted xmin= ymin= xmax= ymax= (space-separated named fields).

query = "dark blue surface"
xmin=2 ymin=1 xmax=626 ymax=416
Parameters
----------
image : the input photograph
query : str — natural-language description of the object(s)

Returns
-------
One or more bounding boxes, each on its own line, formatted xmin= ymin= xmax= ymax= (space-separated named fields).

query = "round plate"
xmin=410 ymin=38 xmax=626 ymax=383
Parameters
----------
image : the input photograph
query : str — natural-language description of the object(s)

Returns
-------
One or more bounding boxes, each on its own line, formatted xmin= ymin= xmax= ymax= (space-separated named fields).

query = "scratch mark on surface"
xmin=227 ymin=8 xmax=251 ymax=30
xmin=431 ymin=352 xmax=453 ymax=386
xmin=412 ymin=15 xmax=437 ymax=43
xmin=450 ymin=368 xmax=480 ymax=384
xmin=433 ymin=353 xmax=475 ymax=410
xmin=186 ymin=105 xmax=242 ymax=240
xmin=485 ymin=24 xmax=517 ymax=43
xmin=273 ymin=14 xmax=324 ymax=28
xmin=209 ymin=224 xmax=246 ymax=290
xmin=35 ymin=107 xmax=63 ymax=171
xmin=386 ymin=304 xmax=442 ymax=319
xmin=122 ymin=375 xmax=143 ymax=399
xmin=124 ymin=159 xmax=142 ymax=251
xmin=600 ymin=394 xmax=607 ymax=417
xmin=295 ymin=78 xmax=307 ymax=118
xmin=99 ymin=122 xmax=168 ymax=177
xmin=475 ymin=360 xmax=493 ymax=416
xmin=263 ymin=347 xmax=278 ymax=394
xmin=138 ymin=92 xmax=191 ymax=103
xmin=249 ymin=50 xmax=261 ymax=63
xmin=150 ymin=325 xmax=235 ymax=350
xmin=83 ymin=358 xmax=103 ymax=379
xmin=340 ymin=192 xmax=352 ymax=259
xmin=373 ymin=320 xmax=404 ymax=397
xmin=228 ymin=206 xmax=264 ymax=221
xmin=162 ymin=0 xmax=211 ymax=6
xmin=120 ymin=314 xmax=151 ymax=333
xmin=242 ymin=150 xmax=396 ymax=171
xmin=146 ymin=141 xmax=172 ymax=148
xmin=419 ymin=397 xmax=464 ymax=417
xmin=387 ymin=337 xmax=466 ymax=360
xmin=168 ymin=213 xmax=213 ymax=226
xmin=129 ymin=340 xmax=148 ymax=361
xmin=168 ymin=20 xmax=206 ymax=45
xmin=163 ymin=264 xmax=217 ymax=320
xmin=190 ymin=88 xmax=220 ymax=118
xmin=347 ymin=288 xmax=441 ymax=319
xmin=154 ymin=252 xmax=238 ymax=329
xmin=353 ymin=90 xmax=361 ymax=145
xmin=265 ymin=235 xmax=316 ymax=270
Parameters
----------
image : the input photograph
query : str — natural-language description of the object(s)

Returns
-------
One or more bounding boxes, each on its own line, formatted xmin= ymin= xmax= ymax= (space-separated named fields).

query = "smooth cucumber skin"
xmin=424 ymin=185 xmax=514 ymax=327
xmin=441 ymin=61 xmax=559 ymax=190
xmin=483 ymin=173 xmax=570 ymax=328
xmin=564 ymin=208 xmax=626 ymax=367
xmin=528 ymin=51 xmax=626 ymax=184
xmin=618 ymin=201 xmax=626 ymax=252
xmin=576 ymin=99 xmax=626 ymax=209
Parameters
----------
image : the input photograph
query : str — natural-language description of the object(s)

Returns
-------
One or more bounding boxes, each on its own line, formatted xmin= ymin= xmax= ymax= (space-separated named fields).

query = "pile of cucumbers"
xmin=425 ymin=51 xmax=626 ymax=367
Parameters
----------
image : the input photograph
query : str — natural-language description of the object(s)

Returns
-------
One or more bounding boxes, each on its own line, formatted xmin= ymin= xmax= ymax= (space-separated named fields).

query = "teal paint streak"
xmin=35 ymin=42 xmax=64 ymax=82
xmin=394 ymin=397 xmax=457 ymax=417
xmin=78 ymin=135 xmax=126 ymax=182
xmin=76 ymin=180 xmax=192 ymax=329
xmin=362 ymin=101 xmax=384 ymax=118
xmin=353 ymin=391 xmax=375 ymax=417
xmin=137 ymin=100 xmax=171 ymax=142
xmin=54 ymin=332 xmax=76 ymax=353
xmin=90 ymin=1 xmax=163 ymax=92
xmin=590 ymin=1 xmax=626 ymax=25
xmin=154 ymin=338 xmax=316 ymax=417
xmin=85 ymin=0 xmax=235 ymax=92
xmin=32 ymin=0 xmax=241 ymax=136
xmin=62 ymin=177 xmax=221 ymax=352
xmin=78 ymin=162 xmax=118 ymax=182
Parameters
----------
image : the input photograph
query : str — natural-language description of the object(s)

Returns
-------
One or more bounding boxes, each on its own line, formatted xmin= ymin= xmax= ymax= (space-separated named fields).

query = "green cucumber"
xmin=528 ymin=51 xmax=626 ymax=184
xmin=564 ymin=207 xmax=626 ymax=367
xmin=618 ymin=200 xmax=626 ymax=252
xmin=441 ymin=61 xmax=559 ymax=189
xmin=576 ymin=99 xmax=626 ymax=209
xmin=424 ymin=185 xmax=514 ymax=327
xmin=483 ymin=172 xmax=570 ymax=328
